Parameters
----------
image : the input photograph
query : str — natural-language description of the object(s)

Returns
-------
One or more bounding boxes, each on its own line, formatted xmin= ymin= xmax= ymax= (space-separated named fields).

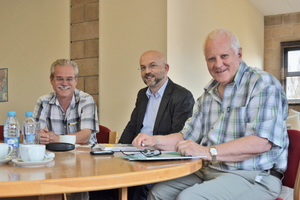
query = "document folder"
xmin=123 ymin=151 xmax=206 ymax=161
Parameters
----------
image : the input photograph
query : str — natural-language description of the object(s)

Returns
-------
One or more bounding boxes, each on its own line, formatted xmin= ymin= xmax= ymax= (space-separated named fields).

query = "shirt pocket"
xmin=68 ymin=122 xmax=79 ymax=134
xmin=222 ymin=106 xmax=248 ymax=137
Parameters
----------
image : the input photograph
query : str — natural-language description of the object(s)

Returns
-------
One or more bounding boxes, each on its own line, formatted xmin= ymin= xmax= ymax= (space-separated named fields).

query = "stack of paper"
xmin=96 ymin=144 xmax=156 ymax=152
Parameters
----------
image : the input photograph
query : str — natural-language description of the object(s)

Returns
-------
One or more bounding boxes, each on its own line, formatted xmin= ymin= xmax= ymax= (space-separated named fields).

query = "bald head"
xmin=140 ymin=50 xmax=166 ymax=64
xmin=139 ymin=50 xmax=169 ymax=95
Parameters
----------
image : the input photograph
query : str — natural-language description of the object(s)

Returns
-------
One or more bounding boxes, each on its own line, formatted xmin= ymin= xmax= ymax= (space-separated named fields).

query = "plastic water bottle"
xmin=22 ymin=112 xmax=36 ymax=145
xmin=4 ymin=111 xmax=20 ymax=159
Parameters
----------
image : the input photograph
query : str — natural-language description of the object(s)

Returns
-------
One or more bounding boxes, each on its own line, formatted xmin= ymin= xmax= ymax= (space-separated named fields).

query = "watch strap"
xmin=209 ymin=145 xmax=217 ymax=162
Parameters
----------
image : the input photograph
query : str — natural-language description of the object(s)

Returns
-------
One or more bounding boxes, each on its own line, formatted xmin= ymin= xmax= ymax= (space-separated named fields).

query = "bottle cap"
xmin=25 ymin=112 xmax=33 ymax=117
xmin=8 ymin=111 xmax=16 ymax=117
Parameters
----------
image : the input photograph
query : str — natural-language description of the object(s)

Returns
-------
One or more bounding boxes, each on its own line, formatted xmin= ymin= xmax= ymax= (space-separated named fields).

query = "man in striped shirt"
xmin=133 ymin=29 xmax=289 ymax=200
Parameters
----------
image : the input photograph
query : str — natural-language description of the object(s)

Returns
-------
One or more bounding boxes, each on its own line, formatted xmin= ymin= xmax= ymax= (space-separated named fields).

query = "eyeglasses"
xmin=121 ymin=149 xmax=161 ymax=157
xmin=142 ymin=149 xmax=161 ymax=157
xmin=139 ymin=63 xmax=162 ymax=71
xmin=54 ymin=77 xmax=76 ymax=83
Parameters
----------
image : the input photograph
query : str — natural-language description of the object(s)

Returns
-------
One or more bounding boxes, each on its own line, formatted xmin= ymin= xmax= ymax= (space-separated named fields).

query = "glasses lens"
xmin=141 ymin=149 xmax=161 ymax=157
xmin=153 ymin=150 xmax=161 ymax=156
xmin=55 ymin=77 xmax=63 ymax=82
xmin=55 ymin=77 xmax=75 ymax=82
xmin=121 ymin=151 xmax=136 ymax=156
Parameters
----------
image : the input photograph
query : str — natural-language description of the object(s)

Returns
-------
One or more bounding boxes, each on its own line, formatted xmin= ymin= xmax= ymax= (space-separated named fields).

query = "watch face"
xmin=210 ymin=148 xmax=217 ymax=155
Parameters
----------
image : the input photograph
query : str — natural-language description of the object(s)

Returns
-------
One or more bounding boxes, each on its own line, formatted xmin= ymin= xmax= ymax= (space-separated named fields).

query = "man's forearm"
xmin=213 ymin=135 xmax=272 ymax=162
xmin=72 ymin=129 xmax=92 ymax=144
xmin=155 ymin=132 xmax=184 ymax=151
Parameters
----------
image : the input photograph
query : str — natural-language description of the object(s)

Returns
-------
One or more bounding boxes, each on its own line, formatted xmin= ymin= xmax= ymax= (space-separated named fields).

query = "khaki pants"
xmin=148 ymin=167 xmax=282 ymax=200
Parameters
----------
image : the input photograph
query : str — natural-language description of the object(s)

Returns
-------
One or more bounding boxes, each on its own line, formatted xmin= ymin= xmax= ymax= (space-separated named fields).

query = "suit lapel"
xmin=153 ymin=78 xmax=174 ymax=135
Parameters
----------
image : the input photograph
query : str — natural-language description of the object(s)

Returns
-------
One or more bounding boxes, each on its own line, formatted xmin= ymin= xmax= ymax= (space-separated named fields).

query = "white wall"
xmin=100 ymin=0 xmax=264 ymax=139
xmin=0 ymin=0 xmax=263 ymax=140
xmin=167 ymin=0 xmax=264 ymax=99
xmin=99 ymin=0 xmax=167 ymax=136
xmin=0 ymin=0 xmax=70 ymax=124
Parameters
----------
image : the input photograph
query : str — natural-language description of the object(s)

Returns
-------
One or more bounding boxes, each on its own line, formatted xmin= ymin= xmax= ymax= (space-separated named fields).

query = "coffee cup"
xmin=20 ymin=145 xmax=45 ymax=162
xmin=0 ymin=143 xmax=13 ymax=159
xmin=60 ymin=135 xmax=76 ymax=144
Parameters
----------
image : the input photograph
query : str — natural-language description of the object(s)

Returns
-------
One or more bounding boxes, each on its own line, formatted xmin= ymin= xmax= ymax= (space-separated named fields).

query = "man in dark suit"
xmin=89 ymin=50 xmax=194 ymax=200
xmin=119 ymin=50 xmax=194 ymax=144
xmin=119 ymin=50 xmax=194 ymax=200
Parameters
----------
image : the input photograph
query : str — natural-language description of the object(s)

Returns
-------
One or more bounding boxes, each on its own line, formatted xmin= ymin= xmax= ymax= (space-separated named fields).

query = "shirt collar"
xmin=233 ymin=60 xmax=247 ymax=88
xmin=49 ymin=88 xmax=79 ymax=107
xmin=145 ymin=78 xmax=169 ymax=98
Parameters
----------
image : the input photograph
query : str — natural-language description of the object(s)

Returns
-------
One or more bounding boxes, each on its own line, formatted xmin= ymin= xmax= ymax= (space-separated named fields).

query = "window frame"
xmin=280 ymin=40 xmax=300 ymax=104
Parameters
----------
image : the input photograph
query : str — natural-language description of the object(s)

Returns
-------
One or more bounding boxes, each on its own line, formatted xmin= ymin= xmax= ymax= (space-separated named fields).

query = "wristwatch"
xmin=209 ymin=146 xmax=218 ymax=162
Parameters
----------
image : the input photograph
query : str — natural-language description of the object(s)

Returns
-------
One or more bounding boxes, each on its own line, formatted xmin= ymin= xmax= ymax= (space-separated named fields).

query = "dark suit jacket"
xmin=119 ymin=78 xmax=195 ymax=144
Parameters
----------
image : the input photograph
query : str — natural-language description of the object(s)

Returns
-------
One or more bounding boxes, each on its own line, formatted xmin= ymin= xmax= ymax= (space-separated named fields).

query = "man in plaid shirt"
xmin=133 ymin=29 xmax=289 ymax=200
xmin=33 ymin=59 xmax=99 ymax=145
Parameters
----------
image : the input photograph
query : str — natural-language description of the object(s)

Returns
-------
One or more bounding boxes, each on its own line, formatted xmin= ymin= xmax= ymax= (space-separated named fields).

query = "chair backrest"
xmin=96 ymin=125 xmax=118 ymax=144
xmin=275 ymin=129 xmax=300 ymax=200
xmin=283 ymin=129 xmax=300 ymax=188
xmin=294 ymin=161 xmax=300 ymax=200
xmin=277 ymin=129 xmax=300 ymax=200
xmin=0 ymin=125 xmax=3 ymax=140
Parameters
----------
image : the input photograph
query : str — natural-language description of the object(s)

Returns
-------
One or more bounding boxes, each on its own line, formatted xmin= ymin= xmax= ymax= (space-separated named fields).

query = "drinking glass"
xmin=35 ymin=122 xmax=41 ymax=144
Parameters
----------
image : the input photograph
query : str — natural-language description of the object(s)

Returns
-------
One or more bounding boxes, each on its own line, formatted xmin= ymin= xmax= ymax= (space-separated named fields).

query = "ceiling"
xmin=247 ymin=0 xmax=300 ymax=16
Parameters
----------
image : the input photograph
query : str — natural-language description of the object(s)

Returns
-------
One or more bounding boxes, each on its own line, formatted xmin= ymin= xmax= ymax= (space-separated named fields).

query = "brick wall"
xmin=70 ymin=0 xmax=99 ymax=108
xmin=264 ymin=12 xmax=300 ymax=111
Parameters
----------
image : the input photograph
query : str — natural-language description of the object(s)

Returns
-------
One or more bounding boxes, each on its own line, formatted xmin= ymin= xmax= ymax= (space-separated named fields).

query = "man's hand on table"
xmin=132 ymin=133 xmax=158 ymax=149
xmin=175 ymin=140 xmax=210 ymax=158
xmin=40 ymin=128 xmax=60 ymax=144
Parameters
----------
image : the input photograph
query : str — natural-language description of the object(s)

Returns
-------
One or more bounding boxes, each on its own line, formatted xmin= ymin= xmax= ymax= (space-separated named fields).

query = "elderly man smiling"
xmin=33 ymin=59 xmax=99 ymax=145
xmin=133 ymin=29 xmax=289 ymax=200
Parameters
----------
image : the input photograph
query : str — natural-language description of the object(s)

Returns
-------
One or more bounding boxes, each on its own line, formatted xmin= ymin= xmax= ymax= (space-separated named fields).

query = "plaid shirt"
xmin=33 ymin=89 xmax=99 ymax=144
xmin=182 ymin=61 xmax=289 ymax=172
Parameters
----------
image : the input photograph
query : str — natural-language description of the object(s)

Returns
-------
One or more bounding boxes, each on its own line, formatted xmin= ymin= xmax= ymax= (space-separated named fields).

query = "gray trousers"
xmin=148 ymin=166 xmax=282 ymax=200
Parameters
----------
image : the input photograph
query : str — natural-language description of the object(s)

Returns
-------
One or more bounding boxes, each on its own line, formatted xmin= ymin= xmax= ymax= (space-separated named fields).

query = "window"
xmin=281 ymin=41 xmax=300 ymax=104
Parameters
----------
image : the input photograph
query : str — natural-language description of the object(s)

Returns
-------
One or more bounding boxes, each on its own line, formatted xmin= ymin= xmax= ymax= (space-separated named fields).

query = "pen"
xmin=68 ymin=122 xmax=77 ymax=126
xmin=91 ymin=143 xmax=96 ymax=150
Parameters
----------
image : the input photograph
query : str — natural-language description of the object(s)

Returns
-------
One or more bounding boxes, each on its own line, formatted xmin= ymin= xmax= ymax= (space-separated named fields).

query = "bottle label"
xmin=25 ymin=134 xmax=35 ymax=143
xmin=4 ymin=137 xmax=19 ymax=148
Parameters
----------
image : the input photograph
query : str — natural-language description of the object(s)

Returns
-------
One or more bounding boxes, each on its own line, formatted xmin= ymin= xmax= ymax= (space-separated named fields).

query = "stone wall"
xmin=264 ymin=12 xmax=300 ymax=111
xmin=70 ymin=0 xmax=99 ymax=108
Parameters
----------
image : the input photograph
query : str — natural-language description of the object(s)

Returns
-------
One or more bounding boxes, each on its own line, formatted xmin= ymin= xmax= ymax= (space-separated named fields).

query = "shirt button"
xmin=64 ymin=126 xmax=66 ymax=128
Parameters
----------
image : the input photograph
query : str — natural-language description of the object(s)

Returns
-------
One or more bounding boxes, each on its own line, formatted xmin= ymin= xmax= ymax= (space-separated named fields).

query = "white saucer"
xmin=0 ymin=157 xmax=12 ymax=165
xmin=12 ymin=158 xmax=54 ymax=168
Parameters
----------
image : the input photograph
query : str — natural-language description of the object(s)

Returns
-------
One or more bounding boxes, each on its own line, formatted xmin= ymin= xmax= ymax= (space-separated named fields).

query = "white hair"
xmin=50 ymin=59 xmax=78 ymax=78
xmin=203 ymin=29 xmax=240 ymax=55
